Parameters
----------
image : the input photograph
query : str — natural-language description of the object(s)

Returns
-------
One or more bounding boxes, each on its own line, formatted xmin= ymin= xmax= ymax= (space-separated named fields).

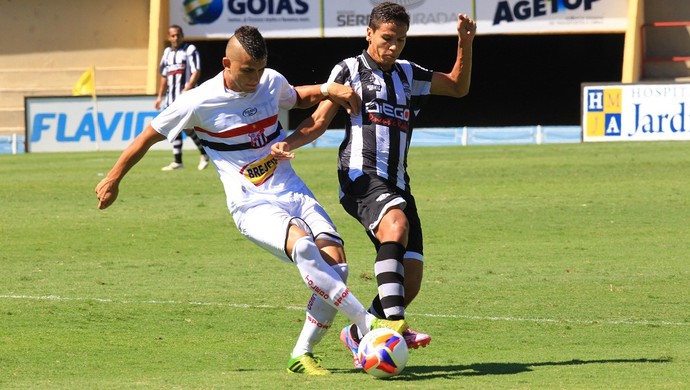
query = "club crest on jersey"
xmin=240 ymin=154 xmax=278 ymax=186
xmin=249 ymin=130 xmax=269 ymax=148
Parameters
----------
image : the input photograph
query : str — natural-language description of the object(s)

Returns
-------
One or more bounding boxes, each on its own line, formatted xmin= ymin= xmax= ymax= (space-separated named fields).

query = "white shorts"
xmin=232 ymin=191 xmax=343 ymax=263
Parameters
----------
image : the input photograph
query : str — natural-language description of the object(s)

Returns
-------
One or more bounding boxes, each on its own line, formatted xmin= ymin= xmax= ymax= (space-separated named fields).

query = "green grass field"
xmin=1 ymin=142 xmax=688 ymax=389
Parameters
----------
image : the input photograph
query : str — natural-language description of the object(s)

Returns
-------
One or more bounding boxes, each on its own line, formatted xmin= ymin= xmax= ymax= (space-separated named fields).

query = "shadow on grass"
xmin=331 ymin=357 xmax=672 ymax=380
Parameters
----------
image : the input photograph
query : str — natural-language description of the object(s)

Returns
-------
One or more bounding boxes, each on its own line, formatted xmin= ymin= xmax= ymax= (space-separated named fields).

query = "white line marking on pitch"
xmin=1 ymin=294 xmax=688 ymax=327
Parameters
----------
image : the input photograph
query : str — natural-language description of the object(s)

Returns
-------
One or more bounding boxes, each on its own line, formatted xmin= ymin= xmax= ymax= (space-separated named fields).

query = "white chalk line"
xmin=1 ymin=294 xmax=688 ymax=327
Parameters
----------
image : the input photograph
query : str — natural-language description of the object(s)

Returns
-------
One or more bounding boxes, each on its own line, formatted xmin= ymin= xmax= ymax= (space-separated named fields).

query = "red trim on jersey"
xmin=194 ymin=115 xmax=278 ymax=139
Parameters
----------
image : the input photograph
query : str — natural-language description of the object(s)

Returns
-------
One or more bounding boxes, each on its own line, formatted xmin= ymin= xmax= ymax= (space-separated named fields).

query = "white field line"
xmin=1 ymin=294 xmax=688 ymax=327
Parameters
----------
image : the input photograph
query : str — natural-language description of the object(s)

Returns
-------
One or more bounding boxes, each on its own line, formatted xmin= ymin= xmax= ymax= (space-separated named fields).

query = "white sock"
xmin=292 ymin=237 xmax=368 ymax=333
xmin=291 ymin=264 xmax=348 ymax=358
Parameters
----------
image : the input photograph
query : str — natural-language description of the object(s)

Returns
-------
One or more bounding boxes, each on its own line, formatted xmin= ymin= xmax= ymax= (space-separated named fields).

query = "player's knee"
xmin=378 ymin=209 xmax=409 ymax=243
xmin=291 ymin=235 xmax=319 ymax=264
xmin=317 ymin=237 xmax=346 ymax=263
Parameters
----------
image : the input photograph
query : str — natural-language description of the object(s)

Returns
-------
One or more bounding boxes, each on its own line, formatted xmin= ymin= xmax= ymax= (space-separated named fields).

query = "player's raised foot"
xmin=403 ymin=328 xmax=431 ymax=349
xmin=198 ymin=155 xmax=210 ymax=170
xmin=161 ymin=162 xmax=183 ymax=171
xmin=370 ymin=318 xmax=409 ymax=335
xmin=340 ymin=324 xmax=362 ymax=369
xmin=286 ymin=353 xmax=331 ymax=375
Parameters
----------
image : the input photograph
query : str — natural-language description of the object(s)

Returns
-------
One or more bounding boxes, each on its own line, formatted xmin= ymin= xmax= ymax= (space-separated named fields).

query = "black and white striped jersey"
xmin=329 ymin=51 xmax=433 ymax=193
xmin=159 ymin=43 xmax=201 ymax=108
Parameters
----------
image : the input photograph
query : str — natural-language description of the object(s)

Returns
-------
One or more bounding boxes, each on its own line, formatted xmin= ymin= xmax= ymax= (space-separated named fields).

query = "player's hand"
xmin=326 ymin=83 xmax=361 ymax=116
xmin=154 ymin=97 xmax=162 ymax=110
xmin=457 ymin=13 xmax=476 ymax=46
xmin=95 ymin=177 xmax=119 ymax=209
xmin=271 ymin=141 xmax=295 ymax=160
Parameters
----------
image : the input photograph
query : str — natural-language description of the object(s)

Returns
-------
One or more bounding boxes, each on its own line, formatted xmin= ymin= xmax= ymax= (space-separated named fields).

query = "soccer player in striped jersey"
xmin=96 ymin=25 xmax=408 ymax=375
xmin=156 ymin=25 xmax=209 ymax=171
xmin=272 ymin=2 xmax=476 ymax=368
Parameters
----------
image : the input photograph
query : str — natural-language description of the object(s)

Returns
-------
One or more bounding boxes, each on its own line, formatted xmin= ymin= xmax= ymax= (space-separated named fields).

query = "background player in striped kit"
xmin=272 ymin=2 xmax=476 ymax=368
xmin=156 ymin=25 xmax=209 ymax=171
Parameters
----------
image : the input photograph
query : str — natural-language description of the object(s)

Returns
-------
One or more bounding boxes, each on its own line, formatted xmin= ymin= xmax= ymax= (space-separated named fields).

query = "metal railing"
xmin=640 ymin=21 xmax=690 ymax=63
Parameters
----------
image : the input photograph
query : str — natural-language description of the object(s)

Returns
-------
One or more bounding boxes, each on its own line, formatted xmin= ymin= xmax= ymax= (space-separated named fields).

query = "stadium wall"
xmin=0 ymin=0 xmax=152 ymax=136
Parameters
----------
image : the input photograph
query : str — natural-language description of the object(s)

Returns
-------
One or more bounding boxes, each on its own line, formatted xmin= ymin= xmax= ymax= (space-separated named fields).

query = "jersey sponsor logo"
xmin=365 ymin=82 xmax=382 ymax=92
xmin=166 ymin=63 xmax=187 ymax=77
xmin=240 ymin=153 xmax=278 ymax=186
xmin=366 ymin=100 xmax=411 ymax=132
xmin=242 ymin=107 xmax=258 ymax=117
xmin=367 ymin=101 xmax=410 ymax=121
xmin=168 ymin=63 xmax=187 ymax=71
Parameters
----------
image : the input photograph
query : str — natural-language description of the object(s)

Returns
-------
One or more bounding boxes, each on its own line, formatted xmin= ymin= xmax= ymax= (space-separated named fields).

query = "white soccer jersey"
xmin=151 ymin=69 xmax=308 ymax=213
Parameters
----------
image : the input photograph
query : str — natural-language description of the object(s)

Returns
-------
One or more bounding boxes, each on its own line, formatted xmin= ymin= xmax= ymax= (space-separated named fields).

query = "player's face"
xmin=366 ymin=22 xmax=407 ymax=71
xmin=223 ymin=50 xmax=266 ymax=93
xmin=168 ymin=28 xmax=184 ymax=50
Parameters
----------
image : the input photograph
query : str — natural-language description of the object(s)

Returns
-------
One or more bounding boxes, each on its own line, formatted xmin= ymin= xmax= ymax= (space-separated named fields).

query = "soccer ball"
xmin=358 ymin=328 xmax=409 ymax=378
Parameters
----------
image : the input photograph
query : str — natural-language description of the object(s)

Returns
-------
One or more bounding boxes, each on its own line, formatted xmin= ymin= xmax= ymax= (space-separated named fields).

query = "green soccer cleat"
xmin=286 ymin=353 xmax=331 ymax=375
xmin=370 ymin=318 xmax=409 ymax=334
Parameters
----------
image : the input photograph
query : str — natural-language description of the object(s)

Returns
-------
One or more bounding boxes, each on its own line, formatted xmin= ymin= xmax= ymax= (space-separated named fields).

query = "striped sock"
xmin=172 ymin=133 xmax=183 ymax=164
xmin=374 ymin=241 xmax=405 ymax=320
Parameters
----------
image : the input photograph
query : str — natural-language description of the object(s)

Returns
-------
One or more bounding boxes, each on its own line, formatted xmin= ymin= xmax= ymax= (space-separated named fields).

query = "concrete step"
xmin=642 ymin=60 xmax=690 ymax=80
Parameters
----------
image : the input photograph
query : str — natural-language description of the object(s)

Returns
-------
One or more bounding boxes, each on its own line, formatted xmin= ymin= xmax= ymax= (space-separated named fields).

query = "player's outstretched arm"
xmin=293 ymin=83 xmax=360 ymax=115
xmin=271 ymin=99 xmax=340 ymax=161
xmin=95 ymin=126 xmax=165 ymax=209
xmin=430 ymin=13 xmax=476 ymax=98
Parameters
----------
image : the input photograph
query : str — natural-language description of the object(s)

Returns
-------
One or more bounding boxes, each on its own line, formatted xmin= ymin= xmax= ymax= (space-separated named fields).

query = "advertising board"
xmin=582 ymin=83 xmax=690 ymax=142
xmin=25 ymin=96 xmax=167 ymax=153
xmin=170 ymin=0 xmax=627 ymax=39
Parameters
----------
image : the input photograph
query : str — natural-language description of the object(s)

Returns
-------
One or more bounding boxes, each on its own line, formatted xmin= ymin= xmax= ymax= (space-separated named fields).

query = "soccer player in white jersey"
xmin=272 ymin=2 xmax=476 ymax=368
xmin=155 ymin=25 xmax=209 ymax=171
xmin=95 ymin=26 xmax=408 ymax=375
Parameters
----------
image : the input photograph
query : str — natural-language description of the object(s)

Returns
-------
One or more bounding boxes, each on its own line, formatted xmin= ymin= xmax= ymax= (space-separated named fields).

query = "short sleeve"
xmin=150 ymin=91 xmax=197 ymax=142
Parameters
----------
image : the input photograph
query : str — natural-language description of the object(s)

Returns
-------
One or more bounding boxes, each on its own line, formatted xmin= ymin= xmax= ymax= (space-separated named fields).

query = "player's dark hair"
xmin=233 ymin=26 xmax=267 ymax=60
xmin=369 ymin=2 xmax=410 ymax=30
